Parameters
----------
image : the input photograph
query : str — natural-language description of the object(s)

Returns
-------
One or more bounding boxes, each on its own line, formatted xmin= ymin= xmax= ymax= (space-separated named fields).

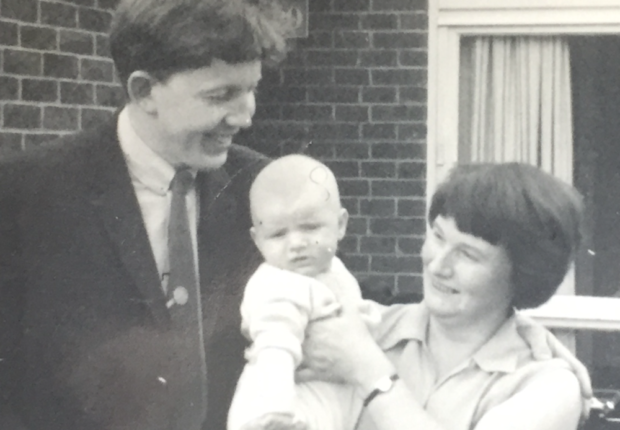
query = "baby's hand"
xmin=240 ymin=413 xmax=307 ymax=430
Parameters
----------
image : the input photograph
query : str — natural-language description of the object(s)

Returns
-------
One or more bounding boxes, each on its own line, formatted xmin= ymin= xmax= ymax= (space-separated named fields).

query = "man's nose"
xmin=225 ymin=91 xmax=256 ymax=129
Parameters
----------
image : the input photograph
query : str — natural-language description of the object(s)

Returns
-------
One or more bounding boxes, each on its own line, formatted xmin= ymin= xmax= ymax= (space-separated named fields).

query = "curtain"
xmin=460 ymin=36 xmax=573 ymax=184
xmin=460 ymin=36 xmax=574 ymax=296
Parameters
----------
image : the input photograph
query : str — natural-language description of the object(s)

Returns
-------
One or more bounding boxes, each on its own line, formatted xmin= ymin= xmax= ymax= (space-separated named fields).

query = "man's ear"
xmin=127 ymin=71 xmax=158 ymax=114
xmin=337 ymin=208 xmax=349 ymax=240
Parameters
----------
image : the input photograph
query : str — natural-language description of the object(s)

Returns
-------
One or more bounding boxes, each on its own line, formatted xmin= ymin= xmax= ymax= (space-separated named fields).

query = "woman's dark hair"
xmin=428 ymin=163 xmax=583 ymax=309
xmin=109 ymin=0 xmax=294 ymax=90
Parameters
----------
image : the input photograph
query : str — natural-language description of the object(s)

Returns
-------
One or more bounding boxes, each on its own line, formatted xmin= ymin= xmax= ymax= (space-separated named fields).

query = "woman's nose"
xmin=424 ymin=245 xmax=454 ymax=278
xmin=225 ymin=91 xmax=256 ymax=129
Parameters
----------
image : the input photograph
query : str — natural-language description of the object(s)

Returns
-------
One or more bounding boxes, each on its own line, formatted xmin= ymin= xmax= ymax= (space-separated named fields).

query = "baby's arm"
xmin=228 ymin=264 xmax=339 ymax=430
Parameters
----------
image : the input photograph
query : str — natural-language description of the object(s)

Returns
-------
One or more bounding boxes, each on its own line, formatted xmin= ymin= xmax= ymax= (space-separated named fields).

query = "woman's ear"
xmin=127 ymin=71 xmax=158 ymax=114
xmin=337 ymin=208 xmax=349 ymax=240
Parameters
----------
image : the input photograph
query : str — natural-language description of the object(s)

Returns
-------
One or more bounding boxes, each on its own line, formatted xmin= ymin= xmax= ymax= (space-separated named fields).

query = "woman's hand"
xmin=296 ymin=307 xmax=394 ymax=390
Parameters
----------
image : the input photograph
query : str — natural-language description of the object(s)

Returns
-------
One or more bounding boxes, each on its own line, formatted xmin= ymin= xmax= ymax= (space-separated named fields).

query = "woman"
xmin=302 ymin=162 xmax=584 ymax=430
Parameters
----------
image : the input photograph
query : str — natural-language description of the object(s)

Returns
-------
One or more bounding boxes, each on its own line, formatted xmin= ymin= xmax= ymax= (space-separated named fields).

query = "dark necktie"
xmin=168 ymin=168 xmax=207 ymax=430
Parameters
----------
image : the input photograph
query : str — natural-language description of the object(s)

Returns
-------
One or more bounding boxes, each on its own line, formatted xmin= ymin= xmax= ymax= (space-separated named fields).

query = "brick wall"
xmin=0 ymin=0 xmax=123 ymax=154
xmin=0 ymin=0 xmax=429 ymax=301
xmin=238 ymin=0 xmax=429 ymax=301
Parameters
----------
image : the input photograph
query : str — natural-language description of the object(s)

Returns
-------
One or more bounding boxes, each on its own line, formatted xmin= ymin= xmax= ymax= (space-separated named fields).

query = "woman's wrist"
xmin=351 ymin=348 xmax=397 ymax=396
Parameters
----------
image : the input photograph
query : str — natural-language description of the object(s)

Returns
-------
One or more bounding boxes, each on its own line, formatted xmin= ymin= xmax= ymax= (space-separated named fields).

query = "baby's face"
xmin=251 ymin=194 xmax=348 ymax=277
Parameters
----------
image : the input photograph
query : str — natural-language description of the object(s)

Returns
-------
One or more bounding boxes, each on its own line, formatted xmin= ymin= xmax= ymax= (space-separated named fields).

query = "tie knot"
xmin=170 ymin=169 xmax=194 ymax=196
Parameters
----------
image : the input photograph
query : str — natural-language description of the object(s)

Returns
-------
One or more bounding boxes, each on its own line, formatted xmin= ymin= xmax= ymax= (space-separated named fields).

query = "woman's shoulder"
xmin=372 ymin=303 xmax=428 ymax=350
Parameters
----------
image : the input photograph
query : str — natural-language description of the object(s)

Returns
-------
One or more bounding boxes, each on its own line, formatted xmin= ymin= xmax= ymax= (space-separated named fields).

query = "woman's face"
xmin=422 ymin=215 xmax=514 ymax=323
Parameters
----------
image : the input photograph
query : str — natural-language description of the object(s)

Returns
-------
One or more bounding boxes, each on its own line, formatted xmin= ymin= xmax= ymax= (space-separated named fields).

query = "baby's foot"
xmin=241 ymin=413 xmax=307 ymax=430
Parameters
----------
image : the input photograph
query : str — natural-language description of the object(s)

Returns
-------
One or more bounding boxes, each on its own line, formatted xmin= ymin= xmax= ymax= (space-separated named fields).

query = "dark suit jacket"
xmin=0 ymin=116 xmax=268 ymax=430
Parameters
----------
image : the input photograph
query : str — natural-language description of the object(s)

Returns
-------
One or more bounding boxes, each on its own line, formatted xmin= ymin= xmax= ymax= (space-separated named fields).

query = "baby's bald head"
xmin=250 ymin=154 xmax=342 ymax=221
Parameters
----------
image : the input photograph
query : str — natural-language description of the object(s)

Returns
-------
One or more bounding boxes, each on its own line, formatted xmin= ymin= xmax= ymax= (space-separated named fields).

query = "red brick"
xmin=4 ymin=50 xmax=42 ymax=76
xmin=63 ymin=0 xmax=96 ymax=6
xmin=339 ymin=179 xmax=369 ymax=197
xmin=302 ymin=142 xmax=334 ymax=159
xmin=372 ymin=179 xmax=424 ymax=197
xmin=259 ymin=86 xmax=305 ymax=103
xmin=371 ymin=256 xmax=421 ymax=273
xmin=372 ymin=69 xmax=426 ymax=86
xmin=282 ymin=68 xmax=333 ymax=85
xmin=333 ymin=0 xmax=370 ymax=11
xmin=60 ymin=30 xmax=94 ymax=55
xmin=335 ymin=143 xmax=370 ymax=159
xmin=334 ymin=32 xmax=370 ymax=49
xmin=361 ymin=198 xmax=396 ymax=216
xmin=306 ymin=50 xmax=359 ymax=66
xmin=78 ymin=8 xmax=112 ymax=33
xmin=95 ymin=84 xmax=125 ymax=107
xmin=399 ymin=50 xmax=428 ymax=66
xmin=310 ymin=13 xmax=360 ymax=31
xmin=362 ymin=87 xmax=397 ymax=103
xmin=334 ymin=69 xmax=369 ymax=85
xmin=346 ymin=216 xmax=369 ymax=235
xmin=398 ymin=237 xmax=425 ymax=255
xmin=81 ymin=108 xmax=113 ymax=129
xmin=339 ymin=236 xmax=359 ymax=253
xmin=98 ymin=0 xmax=120 ymax=9
xmin=362 ymin=13 xmax=398 ymax=30
xmin=309 ymin=123 xmax=359 ymax=140
xmin=362 ymin=124 xmax=397 ymax=140
xmin=43 ymin=54 xmax=79 ymax=78
xmin=3 ymin=0 xmax=38 ymax=22
xmin=341 ymin=254 xmax=369 ymax=272
xmin=341 ymin=197 xmax=360 ymax=215
xmin=22 ymin=79 xmax=58 ymax=102
xmin=298 ymin=32 xmax=333 ymax=49
xmin=372 ymin=105 xmax=426 ymax=122
xmin=95 ymin=34 xmax=111 ymax=57
xmin=398 ymin=123 xmax=426 ymax=140
xmin=61 ymin=82 xmax=94 ymax=104
xmin=4 ymin=104 xmax=41 ymax=129
xmin=24 ymin=133 xmax=62 ymax=148
xmin=252 ymin=104 xmax=281 ymax=121
xmin=41 ymin=2 xmax=78 ymax=28
xmin=360 ymin=50 xmax=397 ymax=67
xmin=371 ymin=142 xmax=425 ymax=159
xmin=0 ymin=76 xmax=19 ymax=100
xmin=361 ymin=162 xmax=396 ymax=179
xmin=0 ymin=21 xmax=18 ymax=46
xmin=398 ymin=199 xmax=426 ymax=217
xmin=0 ymin=132 xmax=22 ymax=155
xmin=44 ymin=106 xmax=79 ymax=130
xmin=400 ymin=13 xmax=428 ymax=30
xmin=81 ymin=58 xmax=114 ymax=82
xmin=335 ymin=105 xmax=368 ymax=122
xmin=371 ymin=217 xmax=423 ymax=236
xmin=360 ymin=275 xmax=397 ymax=298
xmin=252 ymin=123 xmax=308 ymax=142
xmin=399 ymin=86 xmax=427 ymax=103
xmin=326 ymin=160 xmax=359 ymax=178
xmin=308 ymin=86 xmax=359 ymax=103
xmin=361 ymin=236 xmax=396 ymax=254
xmin=372 ymin=0 xmax=427 ymax=11
xmin=309 ymin=0 xmax=332 ymax=12
xmin=398 ymin=161 xmax=425 ymax=179
xmin=21 ymin=26 xmax=58 ymax=51
xmin=373 ymin=32 xmax=426 ymax=49
xmin=281 ymin=104 xmax=333 ymax=121
xmin=396 ymin=275 xmax=423 ymax=295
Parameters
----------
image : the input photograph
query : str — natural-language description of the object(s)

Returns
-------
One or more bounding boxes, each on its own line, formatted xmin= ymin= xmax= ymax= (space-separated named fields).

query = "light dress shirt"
xmin=117 ymin=107 xmax=199 ymax=293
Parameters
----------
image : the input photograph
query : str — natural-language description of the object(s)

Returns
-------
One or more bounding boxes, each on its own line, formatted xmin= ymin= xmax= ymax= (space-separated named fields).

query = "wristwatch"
xmin=362 ymin=374 xmax=400 ymax=407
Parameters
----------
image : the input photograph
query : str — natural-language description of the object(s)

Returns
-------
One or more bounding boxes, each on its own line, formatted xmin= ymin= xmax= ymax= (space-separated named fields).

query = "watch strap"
xmin=363 ymin=374 xmax=399 ymax=407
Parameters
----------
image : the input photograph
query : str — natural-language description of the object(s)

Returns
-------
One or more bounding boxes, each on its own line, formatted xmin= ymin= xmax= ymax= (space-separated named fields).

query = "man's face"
xmin=146 ymin=59 xmax=261 ymax=171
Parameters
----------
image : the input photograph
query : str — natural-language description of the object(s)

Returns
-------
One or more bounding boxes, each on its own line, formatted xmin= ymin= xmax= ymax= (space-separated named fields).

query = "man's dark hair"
xmin=109 ymin=0 xmax=293 ymax=89
xmin=429 ymin=162 xmax=583 ymax=309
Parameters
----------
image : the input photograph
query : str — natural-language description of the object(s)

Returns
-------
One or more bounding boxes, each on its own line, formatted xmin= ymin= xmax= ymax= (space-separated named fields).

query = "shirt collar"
xmin=117 ymin=107 xmax=187 ymax=196
xmin=375 ymin=303 xmax=524 ymax=374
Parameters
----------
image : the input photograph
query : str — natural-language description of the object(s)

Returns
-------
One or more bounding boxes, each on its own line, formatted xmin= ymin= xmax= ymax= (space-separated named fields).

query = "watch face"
xmin=377 ymin=377 xmax=393 ymax=392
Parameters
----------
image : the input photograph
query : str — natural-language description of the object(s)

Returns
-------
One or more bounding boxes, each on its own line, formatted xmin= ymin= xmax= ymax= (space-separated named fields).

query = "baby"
xmin=228 ymin=154 xmax=378 ymax=430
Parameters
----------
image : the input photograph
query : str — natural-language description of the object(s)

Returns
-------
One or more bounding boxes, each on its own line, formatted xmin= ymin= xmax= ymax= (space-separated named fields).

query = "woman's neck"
xmin=426 ymin=307 xmax=511 ymax=379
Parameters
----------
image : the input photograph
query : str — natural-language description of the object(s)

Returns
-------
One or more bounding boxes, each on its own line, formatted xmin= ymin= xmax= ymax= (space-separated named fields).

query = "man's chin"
xmin=191 ymin=152 xmax=228 ymax=171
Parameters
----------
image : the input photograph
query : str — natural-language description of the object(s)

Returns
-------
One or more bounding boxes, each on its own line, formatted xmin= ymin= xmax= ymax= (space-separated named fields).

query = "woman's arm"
xmin=475 ymin=368 xmax=581 ymax=430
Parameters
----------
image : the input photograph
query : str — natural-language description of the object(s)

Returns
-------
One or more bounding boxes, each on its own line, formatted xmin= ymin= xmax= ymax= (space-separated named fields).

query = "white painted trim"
xmin=522 ymin=296 xmax=620 ymax=331
xmin=439 ymin=0 xmax=620 ymax=10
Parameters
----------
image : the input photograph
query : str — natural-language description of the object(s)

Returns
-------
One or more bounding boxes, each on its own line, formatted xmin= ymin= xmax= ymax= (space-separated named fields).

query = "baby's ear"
xmin=249 ymin=226 xmax=257 ymax=244
xmin=337 ymin=208 xmax=349 ymax=239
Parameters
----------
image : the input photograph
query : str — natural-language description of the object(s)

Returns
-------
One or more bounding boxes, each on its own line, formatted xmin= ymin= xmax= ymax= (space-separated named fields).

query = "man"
xmin=0 ymin=0 xmax=291 ymax=429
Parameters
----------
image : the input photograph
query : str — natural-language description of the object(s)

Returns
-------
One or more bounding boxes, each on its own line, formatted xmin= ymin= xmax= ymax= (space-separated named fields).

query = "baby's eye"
xmin=301 ymin=223 xmax=321 ymax=231
xmin=269 ymin=230 xmax=286 ymax=239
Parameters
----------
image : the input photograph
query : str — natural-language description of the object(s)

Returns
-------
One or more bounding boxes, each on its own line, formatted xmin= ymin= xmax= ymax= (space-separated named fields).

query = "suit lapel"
xmin=87 ymin=118 xmax=170 ymax=327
